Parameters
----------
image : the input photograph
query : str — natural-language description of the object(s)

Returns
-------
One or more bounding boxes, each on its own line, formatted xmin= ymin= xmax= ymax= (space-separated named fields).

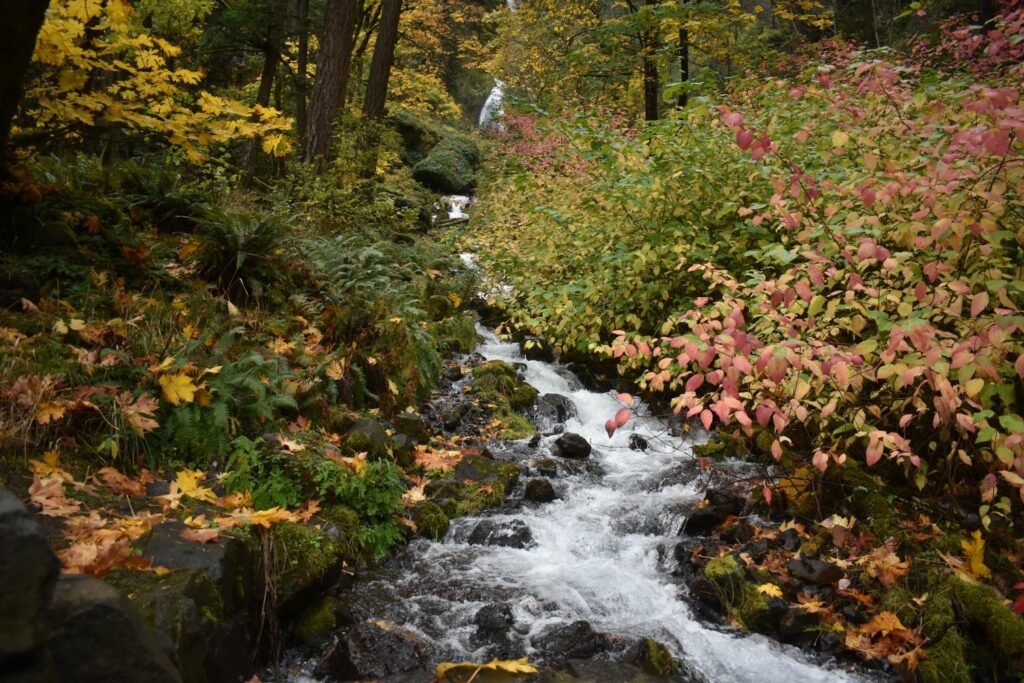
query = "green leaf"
xmin=998 ymin=414 xmax=1024 ymax=434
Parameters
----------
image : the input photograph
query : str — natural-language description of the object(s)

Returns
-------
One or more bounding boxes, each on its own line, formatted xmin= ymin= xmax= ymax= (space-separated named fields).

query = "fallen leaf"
xmin=159 ymin=373 xmax=197 ymax=405
xmin=181 ymin=528 xmax=220 ymax=544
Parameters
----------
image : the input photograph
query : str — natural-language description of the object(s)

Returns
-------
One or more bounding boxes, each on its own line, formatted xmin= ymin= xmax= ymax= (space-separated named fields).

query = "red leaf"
xmin=970 ymin=292 xmax=989 ymax=318
xmin=762 ymin=484 xmax=773 ymax=506
xmin=614 ymin=408 xmax=631 ymax=428
xmin=737 ymin=129 xmax=754 ymax=150
xmin=604 ymin=419 xmax=617 ymax=437
xmin=700 ymin=410 xmax=714 ymax=431
xmin=685 ymin=374 xmax=705 ymax=393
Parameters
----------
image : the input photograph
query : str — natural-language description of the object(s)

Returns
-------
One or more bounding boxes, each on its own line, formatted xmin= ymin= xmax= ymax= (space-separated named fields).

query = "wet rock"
xmin=776 ymin=527 xmax=801 ymax=552
xmin=424 ymin=480 xmax=468 ymax=499
xmin=511 ymin=382 xmax=539 ymax=409
xmin=534 ymin=393 xmax=576 ymax=424
xmin=622 ymin=637 xmax=676 ymax=678
xmin=44 ymin=575 xmax=182 ymax=683
xmin=319 ymin=621 xmax=426 ymax=680
xmin=553 ymin=433 xmax=591 ymax=459
xmin=270 ymin=522 xmax=348 ymax=615
xmin=524 ymin=478 xmax=557 ymax=503
xmin=294 ymin=596 xmax=340 ymax=646
xmin=779 ymin=607 xmax=820 ymax=642
xmin=441 ymin=403 xmax=469 ymax=430
xmin=140 ymin=520 xmax=251 ymax=613
xmin=562 ymin=659 xmax=648 ymax=682
xmin=342 ymin=419 xmax=390 ymax=460
xmin=0 ymin=490 xmax=59 ymax=660
xmin=528 ymin=434 xmax=542 ymax=448
xmin=467 ymin=519 xmax=533 ymax=548
xmin=0 ymin=272 xmax=41 ymax=311
xmin=442 ymin=365 xmax=464 ymax=381
xmin=679 ymin=489 xmax=743 ymax=536
xmin=391 ymin=433 xmax=416 ymax=468
xmin=474 ymin=603 xmax=514 ymax=641
xmin=538 ymin=620 xmax=607 ymax=660
xmin=393 ymin=413 xmax=430 ymax=444
xmin=521 ymin=336 xmax=556 ymax=362
xmin=535 ymin=458 xmax=558 ymax=477
xmin=454 ymin=453 xmax=520 ymax=489
xmin=785 ymin=558 xmax=843 ymax=586
xmin=628 ymin=434 xmax=649 ymax=451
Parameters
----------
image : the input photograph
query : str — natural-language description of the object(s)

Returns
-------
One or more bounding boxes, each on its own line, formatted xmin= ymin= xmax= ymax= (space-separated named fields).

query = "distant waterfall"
xmin=478 ymin=0 xmax=518 ymax=127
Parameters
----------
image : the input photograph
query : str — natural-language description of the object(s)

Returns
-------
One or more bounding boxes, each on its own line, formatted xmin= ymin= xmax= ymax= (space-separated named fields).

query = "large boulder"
xmin=319 ymin=621 xmax=426 ymax=680
xmin=412 ymin=136 xmax=480 ymax=195
xmin=0 ymin=490 xmax=59 ymax=660
xmin=679 ymin=488 xmax=744 ymax=536
xmin=342 ymin=420 xmax=391 ymax=461
xmin=43 ymin=575 xmax=182 ymax=683
xmin=393 ymin=412 xmax=430 ymax=444
xmin=537 ymin=620 xmax=608 ymax=661
xmin=453 ymin=453 xmax=520 ymax=490
xmin=554 ymin=433 xmax=592 ymax=459
xmin=524 ymin=478 xmax=557 ymax=503
xmin=467 ymin=519 xmax=533 ymax=548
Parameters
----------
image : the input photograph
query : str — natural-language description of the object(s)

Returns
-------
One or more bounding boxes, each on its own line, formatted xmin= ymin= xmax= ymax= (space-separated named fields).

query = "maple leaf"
xmin=960 ymin=530 xmax=992 ymax=580
xmin=116 ymin=392 xmax=160 ymax=435
xmin=156 ymin=481 xmax=184 ymax=510
xmin=402 ymin=485 xmax=427 ymax=506
xmin=863 ymin=543 xmax=910 ymax=587
xmin=412 ymin=445 xmax=463 ymax=473
xmin=34 ymin=401 xmax=67 ymax=424
xmin=181 ymin=528 xmax=220 ymax=544
xmin=756 ymin=583 xmax=784 ymax=598
xmin=435 ymin=658 xmax=539 ymax=681
xmin=29 ymin=451 xmax=73 ymax=481
xmin=278 ymin=436 xmax=305 ymax=453
xmin=175 ymin=469 xmax=218 ymax=503
xmin=296 ymin=499 xmax=321 ymax=522
xmin=159 ymin=372 xmax=197 ymax=405
xmin=267 ymin=337 xmax=295 ymax=355
xmin=29 ymin=476 xmax=81 ymax=516
xmin=215 ymin=507 xmax=298 ymax=529
xmin=95 ymin=467 xmax=151 ymax=496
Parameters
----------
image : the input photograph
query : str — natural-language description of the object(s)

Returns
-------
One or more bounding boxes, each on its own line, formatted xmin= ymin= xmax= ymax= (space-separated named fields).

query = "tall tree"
xmin=362 ymin=0 xmax=402 ymax=121
xmin=242 ymin=0 xmax=289 ymax=184
xmin=1 ymin=1 xmax=51 ymax=175
xmin=304 ymin=0 xmax=358 ymax=167
xmin=294 ymin=0 xmax=310 ymax=152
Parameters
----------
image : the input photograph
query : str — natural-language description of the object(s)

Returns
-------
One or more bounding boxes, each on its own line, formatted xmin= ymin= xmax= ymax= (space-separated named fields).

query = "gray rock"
xmin=524 ymin=478 xmax=557 ymax=503
xmin=0 ymin=490 xmax=59 ymax=658
xmin=538 ymin=620 xmax=607 ymax=660
xmin=785 ymin=558 xmax=844 ymax=586
xmin=392 ymin=413 xmax=429 ymax=444
xmin=441 ymin=403 xmax=469 ymax=431
xmin=535 ymin=393 xmax=576 ymax=424
xmin=628 ymin=434 xmax=649 ymax=451
xmin=343 ymin=419 xmax=391 ymax=460
xmin=319 ymin=621 xmax=426 ymax=680
xmin=553 ymin=433 xmax=591 ymax=459
xmin=535 ymin=458 xmax=558 ymax=477
xmin=44 ymin=575 xmax=182 ymax=683
xmin=467 ymin=519 xmax=533 ymax=548
xmin=474 ymin=603 xmax=514 ymax=641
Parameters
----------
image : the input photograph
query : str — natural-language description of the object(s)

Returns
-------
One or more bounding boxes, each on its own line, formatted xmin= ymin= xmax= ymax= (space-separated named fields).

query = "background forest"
xmin=1 ymin=0 xmax=1023 ymax=682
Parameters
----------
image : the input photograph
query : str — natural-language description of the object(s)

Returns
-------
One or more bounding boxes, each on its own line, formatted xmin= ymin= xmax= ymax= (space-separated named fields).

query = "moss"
xmin=433 ymin=314 xmax=478 ymax=355
xmin=319 ymin=504 xmax=362 ymax=558
xmin=471 ymin=360 xmax=517 ymax=395
xmin=734 ymin=587 xmax=773 ymax=632
xmin=919 ymin=628 xmax=970 ymax=683
xmin=413 ymin=502 xmax=450 ymax=540
xmin=294 ymin=596 xmax=338 ymax=645
xmin=880 ymin=584 xmax=917 ymax=626
xmin=412 ymin=136 xmax=479 ymax=194
xmin=693 ymin=434 xmax=740 ymax=461
xmin=951 ymin=579 xmax=1024 ymax=659
xmin=497 ymin=409 xmax=538 ymax=440
xmin=271 ymin=522 xmax=343 ymax=602
xmin=640 ymin=638 xmax=674 ymax=677
xmin=511 ymin=383 xmax=539 ymax=409
xmin=703 ymin=555 xmax=775 ymax=632
xmin=454 ymin=482 xmax=507 ymax=517
xmin=705 ymin=555 xmax=745 ymax=597
xmin=798 ymin=535 xmax=825 ymax=559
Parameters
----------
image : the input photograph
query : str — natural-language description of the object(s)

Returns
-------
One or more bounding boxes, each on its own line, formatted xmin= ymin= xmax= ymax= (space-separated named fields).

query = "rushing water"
xmin=282 ymin=327 xmax=878 ymax=683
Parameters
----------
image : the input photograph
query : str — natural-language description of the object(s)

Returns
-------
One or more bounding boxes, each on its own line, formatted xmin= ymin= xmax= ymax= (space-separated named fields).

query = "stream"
xmin=277 ymin=326 xmax=879 ymax=682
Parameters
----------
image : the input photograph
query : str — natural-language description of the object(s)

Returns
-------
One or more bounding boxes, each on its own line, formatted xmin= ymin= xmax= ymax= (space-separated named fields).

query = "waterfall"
xmin=478 ymin=0 xmax=518 ymax=127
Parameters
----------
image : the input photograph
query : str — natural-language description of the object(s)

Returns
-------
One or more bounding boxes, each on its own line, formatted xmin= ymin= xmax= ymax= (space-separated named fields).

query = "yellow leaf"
xmin=175 ymin=469 xmax=218 ymax=503
xmin=961 ymin=530 xmax=992 ymax=580
xmin=69 ymin=318 xmax=86 ymax=331
xmin=159 ymin=373 xmax=197 ymax=405
xmin=756 ymin=583 xmax=783 ymax=598
xmin=831 ymin=130 xmax=850 ymax=148
xmin=435 ymin=658 xmax=539 ymax=681
xmin=53 ymin=320 xmax=69 ymax=335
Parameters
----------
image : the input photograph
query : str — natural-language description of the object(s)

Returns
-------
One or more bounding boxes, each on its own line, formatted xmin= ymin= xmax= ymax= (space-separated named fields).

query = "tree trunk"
xmin=642 ymin=43 xmax=660 ymax=121
xmin=241 ymin=41 xmax=281 ymax=185
xmin=1 ymin=1 xmax=51 ymax=175
xmin=304 ymin=0 xmax=358 ymax=168
xmin=677 ymin=26 xmax=688 ymax=108
xmin=362 ymin=0 xmax=402 ymax=121
xmin=295 ymin=0 xmax=310 ymax=154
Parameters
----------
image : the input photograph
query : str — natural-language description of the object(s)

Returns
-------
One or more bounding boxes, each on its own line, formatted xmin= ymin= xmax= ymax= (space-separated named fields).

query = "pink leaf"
xmin=685 ymin=374 xmax=705 ymax=393
xmin=616 ymin=392 xmax=634 ymax=405
xmin=736 ymin=129 xmax=753 ymax=150
xmin=770 ymin=439 xmax=783 ymax=461
xmin=614 ymin=408 xmax=632 ymax=428
xmin=733 ymin=356 xmax=752 ymax=374
xmin=604 ymin=420 xmax=617 ymax=438
xmin=970 ymin=292 xmax=989 ymax=318
xmin=762 ymin=484 xmax=773 ymax=505
xmin=700 ymin=410 xmax=714 ymax=431
xmin=812 ymin=449 xmax=829 ymax=473
xmin=865 ymin=437 xmax=883 ymax=466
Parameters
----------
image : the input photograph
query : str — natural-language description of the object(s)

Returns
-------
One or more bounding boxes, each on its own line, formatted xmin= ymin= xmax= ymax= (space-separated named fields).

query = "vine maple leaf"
xmin=159 ymin=372 xmax=197 ymax=405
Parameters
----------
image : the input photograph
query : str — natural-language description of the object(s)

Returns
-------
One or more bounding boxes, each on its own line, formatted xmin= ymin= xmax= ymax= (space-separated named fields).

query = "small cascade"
xmin=478 ymin=0 xmax=518 ymax=128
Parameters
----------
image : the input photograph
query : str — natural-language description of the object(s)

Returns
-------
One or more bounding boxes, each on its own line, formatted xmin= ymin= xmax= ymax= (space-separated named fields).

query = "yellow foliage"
xmin=159 ymin=372 xmax=197 ymax=405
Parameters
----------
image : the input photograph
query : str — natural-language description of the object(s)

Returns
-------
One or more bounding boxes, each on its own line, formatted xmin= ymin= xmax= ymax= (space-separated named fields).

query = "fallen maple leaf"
xmin=34 ymin=401 xmax=67 ymax=424
xmin=961 ymin=530 xmax=992 ymax=580
xmin=435 ymin=657 xmax=538 ymax=681
xmin=29 ymin=476 xmax=81 ymax=516
xmin=862 ymin=542 xmax=910 ymax=587
xmin=756 ymin=583 xmax=784 ymax=598
xmin=175 ymin=469 xmax=218 ymax=504
xmin=181 ymin=528 xmax=220 ymax=544
xmin=159 ymin=373 xmax=197 ymax=405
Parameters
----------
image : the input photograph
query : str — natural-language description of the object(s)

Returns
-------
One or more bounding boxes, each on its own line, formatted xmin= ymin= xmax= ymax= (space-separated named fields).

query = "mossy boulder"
xmin=294 ymin=596 xmax=339 ymax=646
xmin=638 ymin=638 xmax=674 ymax=677
xmin=319 ymin=504 xmax=362 ymax=558
xmin=511 ymin=383 xmax=539 ymax=409
xmin=496 ymin=410 xmax=539 ymax=440
xmin=413 ymin=502 xmax=450 ymax=540
xmin=412 ymin=135 xmax=480 ymax=194
xmin=454 ymin=453 xmax=520 ymax=490
xmin=703 ymin=555 xmax=781 ymax=632
xmin=470 ymin=360 xmax=518 ymax=396
xmin=342 ymin=420 xmax=391 ymax=461
xmin=270 ymin=522 xmax=345 ymax=615
xmin=704 ymin=555 xmax=745 ymax=597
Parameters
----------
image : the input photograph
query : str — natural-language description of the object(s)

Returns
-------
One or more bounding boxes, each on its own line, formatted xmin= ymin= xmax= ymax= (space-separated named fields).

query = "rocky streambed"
xmin=268 ymin=327 xmax=884 ymax=683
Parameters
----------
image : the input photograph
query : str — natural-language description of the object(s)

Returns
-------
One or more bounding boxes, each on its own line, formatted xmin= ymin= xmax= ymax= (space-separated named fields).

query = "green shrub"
xmin=195 ymin=207 xmax=291 ymax=301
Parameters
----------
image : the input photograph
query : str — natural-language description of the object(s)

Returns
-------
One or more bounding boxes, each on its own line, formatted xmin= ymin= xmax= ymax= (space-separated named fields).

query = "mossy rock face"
xmin=294 ymin=595 xmax=339 ymax=646
xmin=424 ymin=478 xmax=508 ymax=518
xmin=342 ymin=420 xmax=391 ymax=461
xmin=412 ymin=136 xmax=479 ymax=194
xmin=879 ymin=585 xmax=916 ymax=626
xmin=951 ymin=579 xmax=1024 ymax=660
xmin=453 ymin=453 xmax=520 ymax=490
xmin=413 ymin=502 xmax=450 ymax=540
xmin=496 ymin=410 xmax=539 ymax=440
xmin=319 ymin=504 xmax=362 ymax=559
xmin=433 ymin=314 xmax=478 ymax=355
xmin=470 ymin=361 xmax=518 ymax=396
xmin=271 ymin=522 xmax=344 ymax=614
xmin=511 ymin=383 xmax=539 ymax=409
xmin=704 ymin=555 xmax=744 ymax=595
xmin=639 ymin=638 xmax=674 ymax=677
xmin=105 ymin=567 xmax=226 ymax=683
